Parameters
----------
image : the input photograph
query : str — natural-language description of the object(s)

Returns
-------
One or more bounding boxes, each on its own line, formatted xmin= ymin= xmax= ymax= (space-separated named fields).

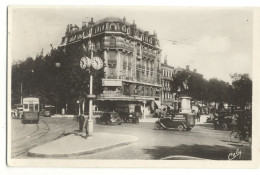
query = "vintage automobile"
xmin=154 ymin=96 xmax=196 ymax=131
xmin=154 ymin=113 xmax=196 ymax=131
xmin=116 ymin=105 xmax=141 ymax=124
xmin=12 ymin=104 xmax=23 ymax=119
xmin=213 ymin=108 xmax=235 ymax=130
xmin=96 ymin=112 xmax=122 ymax=125
xmin=43 ymin=105 xmax=55 ymax=117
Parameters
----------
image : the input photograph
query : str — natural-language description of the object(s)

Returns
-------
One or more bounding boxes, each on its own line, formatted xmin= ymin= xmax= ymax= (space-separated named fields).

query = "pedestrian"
xmin=197 ymin=107 xmax=201 ymax=122
xmin=161 ymin=108 xmax=167 ymax=118
xmin=84 ymin=116 xmax=89 ymax=136
xmin=78 ymin=114 xmax=85 ymax=132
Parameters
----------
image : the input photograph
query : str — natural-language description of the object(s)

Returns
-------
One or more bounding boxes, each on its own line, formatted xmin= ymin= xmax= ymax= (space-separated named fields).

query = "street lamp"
xmin=30 ymin=69 xmax=34 ymax=96
xmin=80 ymin=41 xmax=103 ymax=136
xmin=55 ymin=62 xmax=60 ymax=114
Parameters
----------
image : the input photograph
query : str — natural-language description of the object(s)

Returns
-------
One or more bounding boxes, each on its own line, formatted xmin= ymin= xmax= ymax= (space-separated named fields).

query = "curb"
xmin=28 ymin=134 xmax=138 ymax=158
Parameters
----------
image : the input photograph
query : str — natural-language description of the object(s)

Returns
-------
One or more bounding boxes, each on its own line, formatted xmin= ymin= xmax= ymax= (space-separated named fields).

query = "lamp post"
xmin=54 ymin=61 xmax=61 ymax=114
xmin=88 ymin=44 xmax=94 ymax=135
xmin=30 ymin=69 xmax=34 ymax=96
xmin=80 ymin=41 xmax=103 ymax=136
xmin=20 ymin=82 xmax=23 ymax=105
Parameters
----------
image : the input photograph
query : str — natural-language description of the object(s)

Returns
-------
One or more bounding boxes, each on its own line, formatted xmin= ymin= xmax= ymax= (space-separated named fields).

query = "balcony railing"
xmin=142 ymin=50 xmax=155 ymax=59
xmin=103 ymin=42 xmax=134 ymax=52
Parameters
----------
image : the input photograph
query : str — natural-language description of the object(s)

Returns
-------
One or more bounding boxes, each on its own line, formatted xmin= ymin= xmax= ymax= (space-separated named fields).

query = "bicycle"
xmin=230 ymin=127 xmax=250 ymax=144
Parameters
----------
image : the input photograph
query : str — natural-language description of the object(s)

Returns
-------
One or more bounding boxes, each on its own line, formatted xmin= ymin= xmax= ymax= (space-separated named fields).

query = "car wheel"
xmin=154 ymin=123 xmax=161 ymax=130
xmin=177 ymin=124 xmax=184 ymax=131
xmin=118 ymin=122 xmax=121 ymax=125
xmin=222 ymin=123 xmax=228 ymax=130
xmin=186 ymin=127 xmax=191 ymax=131
xmin=230 ymin=131 xmax=240 ymax=143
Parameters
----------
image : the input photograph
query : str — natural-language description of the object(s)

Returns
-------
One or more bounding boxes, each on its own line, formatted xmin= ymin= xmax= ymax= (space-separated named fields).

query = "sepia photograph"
xmin=6 ymin=5 xmax=260 ymax=168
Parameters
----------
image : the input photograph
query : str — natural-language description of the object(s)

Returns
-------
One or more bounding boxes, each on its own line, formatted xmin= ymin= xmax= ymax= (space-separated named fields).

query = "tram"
xmin=21 ymin=97 xmax=40 ymax=124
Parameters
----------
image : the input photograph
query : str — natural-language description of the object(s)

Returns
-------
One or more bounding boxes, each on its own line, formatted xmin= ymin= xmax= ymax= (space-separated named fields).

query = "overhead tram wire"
xmin=164 ymin=11 xmax=242 ymax=34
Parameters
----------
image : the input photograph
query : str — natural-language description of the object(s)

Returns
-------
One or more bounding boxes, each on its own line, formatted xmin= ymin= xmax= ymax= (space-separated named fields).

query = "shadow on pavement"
xmin=143 ymin=144 xmax=251 ymax=160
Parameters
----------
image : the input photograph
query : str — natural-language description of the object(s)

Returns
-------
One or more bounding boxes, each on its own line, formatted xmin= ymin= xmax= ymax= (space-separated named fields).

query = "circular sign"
xmin=80 ymin=56 xmax=91 ymax=69
xmin=91 ymin=57 xmax=103 ymax=70
xmin=80 ymin=57 xmax=87 ymax=69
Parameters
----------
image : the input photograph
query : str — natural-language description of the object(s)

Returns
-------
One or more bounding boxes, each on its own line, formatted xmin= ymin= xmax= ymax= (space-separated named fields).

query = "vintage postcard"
xmin=7 ymin=6 xmax=260 ymax=168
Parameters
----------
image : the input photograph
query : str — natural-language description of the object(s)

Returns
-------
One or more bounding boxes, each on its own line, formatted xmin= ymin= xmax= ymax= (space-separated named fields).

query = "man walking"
xmin=78 ymin=114 xmax=85 ymax=132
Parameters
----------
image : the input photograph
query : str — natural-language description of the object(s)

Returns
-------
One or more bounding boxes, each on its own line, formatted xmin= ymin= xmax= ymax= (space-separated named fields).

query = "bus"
xmin=21 ymin=97 xmax=40 ymax=124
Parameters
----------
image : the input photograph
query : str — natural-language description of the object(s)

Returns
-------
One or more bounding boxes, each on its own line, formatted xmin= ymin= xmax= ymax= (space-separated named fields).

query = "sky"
xmin=10 ymin=7 xmax=253 ymax=83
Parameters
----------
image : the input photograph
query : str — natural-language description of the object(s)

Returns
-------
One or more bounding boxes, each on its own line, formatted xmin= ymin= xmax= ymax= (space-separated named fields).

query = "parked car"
xmin=116 ymin=105 xmax=142 ymax=124
xmin=96 ymin=112 xmax=122 ymax=125
xmin=12 ymin=104 xmax=23 ymax=119
xmin=213 ymin=110 xmax=234 ymax=130
xmin=43 ymin=105 xmax=55 ymax=117
xmin=206 ymin=114 xmax=214 ymax=123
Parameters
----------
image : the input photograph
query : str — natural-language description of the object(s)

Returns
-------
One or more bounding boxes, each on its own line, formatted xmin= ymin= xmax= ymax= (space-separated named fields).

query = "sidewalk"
xmin=28 ymin=132 xmax=138 ymax=158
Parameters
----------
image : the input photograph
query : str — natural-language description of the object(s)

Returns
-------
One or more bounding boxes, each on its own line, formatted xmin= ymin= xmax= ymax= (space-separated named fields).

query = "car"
xmin=96 ymin=112 xmax=122 ymax=125
xmin=118 ymin=111 xmax=140 ymax=124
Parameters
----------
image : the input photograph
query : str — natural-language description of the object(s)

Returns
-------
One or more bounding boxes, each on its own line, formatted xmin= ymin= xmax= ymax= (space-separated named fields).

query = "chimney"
xmin=82 ymin=21 xmax=87 ymax=29
xmin=65 ymin=24 xmax=69 ymax=35
xmin=89 ymin=18 xmax=94 ymax=26
xmin=75 ymin=25 xmax=79 ymax=31
xmin=70 ymin=24 xmax=73 ymax=32
xmin=123 ymin=16 xmax=126 ymax=23
xmin=132 ymin=20 xmax=136 ymax=27
xmin=186 ymin=65 xmax=190 ymax=71
xmin=194 ymin=69 xmax=197 ymax=73
xmin=153 ymin=30 xmax=157 ymax=37
xmin=164 ymin=55 xmax=168 ymax=65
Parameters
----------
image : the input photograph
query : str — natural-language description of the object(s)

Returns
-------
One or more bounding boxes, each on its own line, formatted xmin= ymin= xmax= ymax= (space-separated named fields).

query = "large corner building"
xmin=59 ymin=17 xmax=162 ymax=117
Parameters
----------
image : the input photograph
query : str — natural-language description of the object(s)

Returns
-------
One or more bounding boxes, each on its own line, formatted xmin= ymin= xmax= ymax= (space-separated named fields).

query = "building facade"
xmin=161 ymin=58 xmax=176 ymax=108
xmin=59 ymin=17 xmax=161 ymax=117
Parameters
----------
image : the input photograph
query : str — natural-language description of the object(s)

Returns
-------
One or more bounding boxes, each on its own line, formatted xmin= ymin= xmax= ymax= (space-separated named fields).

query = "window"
xmin=110 ymin=37 xmax=116 ymax=47
xmin=29 ymin=104 xmax=34 ymax=111
xmin=35 ymin=104 xmax=39 ymax=111
xmin=110 ymin=24 xmax=116 ymax=31
xmin=23 ymin=104 xmax=28 ymax=109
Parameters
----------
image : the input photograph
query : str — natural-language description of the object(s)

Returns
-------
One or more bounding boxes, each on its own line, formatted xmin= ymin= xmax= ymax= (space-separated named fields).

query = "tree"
xmin=230 ymin=73 xmax=252 ymax=109
xmin=11 ymin=46 xmax=105 ymax=114
xmin=207 ymin=78 xmax=230 ymax=104
xmin=171 ymin=70 xmax=208 ymax=102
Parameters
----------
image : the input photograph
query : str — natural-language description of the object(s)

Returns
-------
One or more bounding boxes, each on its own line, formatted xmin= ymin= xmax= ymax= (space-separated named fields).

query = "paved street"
xmin=11 ymin=116 xmax=78 ymax=158
xmin=11 ymin=115 xmax=251 ymax=160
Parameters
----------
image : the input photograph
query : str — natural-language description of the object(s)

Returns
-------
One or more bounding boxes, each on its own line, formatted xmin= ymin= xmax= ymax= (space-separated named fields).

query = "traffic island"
xmin=28 ymin=132 xmax=138 ymax=158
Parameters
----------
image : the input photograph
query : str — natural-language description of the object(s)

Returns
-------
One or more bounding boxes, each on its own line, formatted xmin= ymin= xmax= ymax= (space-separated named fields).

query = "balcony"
xmin=103 ymin=42 xmax=134 ymax=52
xmin=163 ymin=87 xmax=171 ymax=92
xmin=142 ymin=50 xmax=155 ymax=60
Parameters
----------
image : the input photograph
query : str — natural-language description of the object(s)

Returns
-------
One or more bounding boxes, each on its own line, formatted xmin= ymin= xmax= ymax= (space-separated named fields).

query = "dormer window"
xmin=110 ymin=23 xmax=116 ymax=31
